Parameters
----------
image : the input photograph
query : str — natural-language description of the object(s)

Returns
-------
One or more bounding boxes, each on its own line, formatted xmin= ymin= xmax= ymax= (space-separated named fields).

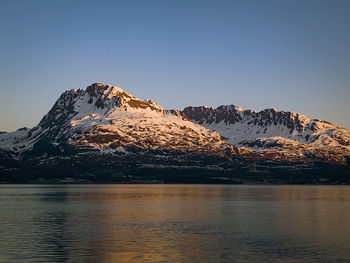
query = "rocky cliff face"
xmin=183 ymin=105 xmax=350 ymax=165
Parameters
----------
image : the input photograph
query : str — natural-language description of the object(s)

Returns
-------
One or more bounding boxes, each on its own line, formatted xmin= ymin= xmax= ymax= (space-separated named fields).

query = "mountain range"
xmin=1 ymin=83 xmax=349 ymax=183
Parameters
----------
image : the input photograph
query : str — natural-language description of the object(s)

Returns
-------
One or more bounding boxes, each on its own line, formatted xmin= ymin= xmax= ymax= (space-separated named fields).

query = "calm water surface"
xmin=0 ymin=184 xmax=349 ymax=263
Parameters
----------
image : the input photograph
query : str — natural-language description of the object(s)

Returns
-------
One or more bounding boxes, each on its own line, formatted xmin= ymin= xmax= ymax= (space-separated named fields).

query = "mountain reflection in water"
xmin=0 ymin=185 xmax=349 ymax=263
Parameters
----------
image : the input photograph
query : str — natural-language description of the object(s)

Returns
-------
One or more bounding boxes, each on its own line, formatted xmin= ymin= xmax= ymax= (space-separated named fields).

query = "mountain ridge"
xmin=1 ymin=83 xmax=349 ymax=183
xmin=183 ymin=105 xmax=350 ymax=165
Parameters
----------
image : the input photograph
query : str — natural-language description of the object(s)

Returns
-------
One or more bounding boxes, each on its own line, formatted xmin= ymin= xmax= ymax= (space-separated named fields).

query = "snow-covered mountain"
xmin=0 ymin=127 xmax=30 ymax=166
xmin=0 ymin=127 xmax=29 ymax=149
xmin=0 ymin=83 xmax=349 ymax=182
xmin=183 ymin=105 xmax=350 ymax=165
xmin=0 ymin=83 xmax=235 ymax=163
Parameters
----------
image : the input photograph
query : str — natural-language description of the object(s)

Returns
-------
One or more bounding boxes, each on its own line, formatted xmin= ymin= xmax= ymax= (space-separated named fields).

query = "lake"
xmin=0 ymin=184 xmax=349 ymax=263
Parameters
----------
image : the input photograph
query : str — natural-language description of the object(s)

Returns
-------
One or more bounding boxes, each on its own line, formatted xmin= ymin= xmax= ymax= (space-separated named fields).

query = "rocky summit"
xmin=0 ymin=83 xmax=349 ymax=183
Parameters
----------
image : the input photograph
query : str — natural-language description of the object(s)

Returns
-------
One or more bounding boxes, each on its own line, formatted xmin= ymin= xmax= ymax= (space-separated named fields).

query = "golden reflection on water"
xmin=0 ymin=185 xmax=349 ymax=263
xmin=65 ymin=185 xmax=227 ymax=263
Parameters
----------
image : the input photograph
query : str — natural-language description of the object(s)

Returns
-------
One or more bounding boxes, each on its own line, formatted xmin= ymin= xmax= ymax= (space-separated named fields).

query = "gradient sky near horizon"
xmin=0 ymin=0 xmax=349 ymax=131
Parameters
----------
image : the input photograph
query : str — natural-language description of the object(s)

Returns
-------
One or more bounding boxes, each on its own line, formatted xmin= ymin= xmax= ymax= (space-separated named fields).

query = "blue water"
xmin=0 ymin=184 xmax=349 ymax=263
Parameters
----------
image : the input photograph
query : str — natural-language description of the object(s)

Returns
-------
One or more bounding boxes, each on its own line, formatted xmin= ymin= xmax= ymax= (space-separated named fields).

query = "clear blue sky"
xmin=0 ymin=0 xmax=349 ymax=131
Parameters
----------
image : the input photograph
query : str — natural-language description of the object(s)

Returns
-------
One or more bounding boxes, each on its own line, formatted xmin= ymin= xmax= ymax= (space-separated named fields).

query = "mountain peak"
xmin=92 ymin=82 xmax=107 ymax=87
xmin=16 ymin=127 xmax=29 ymax=132
xmin=37 ymin=83 xmax=165 ymax=131
xmin=86 ymin=83 xmax=128 ymax=99
xmin=217 ymin=105 xmax=244 ymax=112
